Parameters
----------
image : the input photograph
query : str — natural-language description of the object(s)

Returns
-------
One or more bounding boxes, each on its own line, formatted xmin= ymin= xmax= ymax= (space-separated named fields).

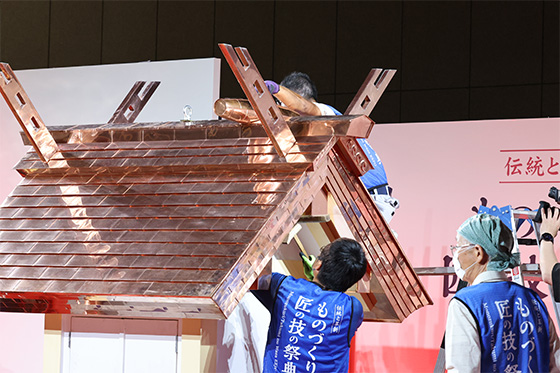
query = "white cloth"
xmin=371 ymin=194 xmax=399 ymax=224
xmin=313 ymin=102 xmax=338 ymax=116
xmin=218 ymin=292 xmax=270 ymax=373
xmin=445 ymin=271 xmax=560 ymax=372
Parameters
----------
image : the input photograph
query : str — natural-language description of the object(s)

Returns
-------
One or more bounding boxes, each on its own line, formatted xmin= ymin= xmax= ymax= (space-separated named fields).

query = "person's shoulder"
xmin=454 ymin=281 xmax=496 ymax=299
xmin=512 ymin=281 xmax=548 ymax=304
xmin=349 ymin=294 xmax=364 ymax=313
xmin=510 ymin=281 xmax=538 ymax=297
xmin=454 ymin=283 xmax=476 ymax=297
xmin=272 ymin=272 xmax=307 ymax=283
xmin=271 ymin=272 xmax=287 ymax=280
xmin=271 ymin=273 xmax=316 ymax=287
xmin=270 ymin=272 xmax=289 ymax=288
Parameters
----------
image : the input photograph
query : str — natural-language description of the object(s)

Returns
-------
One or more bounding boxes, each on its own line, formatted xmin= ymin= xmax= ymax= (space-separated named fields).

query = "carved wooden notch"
xmin=0 ymin=63 xmax=60 ymax=163
xmin=219 ymin=43 xmax=297 ymax=160
xmin=108 ymin=81 xmax=160 ymax=124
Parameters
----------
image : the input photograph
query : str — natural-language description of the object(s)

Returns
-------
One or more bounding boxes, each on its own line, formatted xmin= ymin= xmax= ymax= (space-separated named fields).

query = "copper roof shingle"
xmin=0 ymin=116 xmax=430 ymax=320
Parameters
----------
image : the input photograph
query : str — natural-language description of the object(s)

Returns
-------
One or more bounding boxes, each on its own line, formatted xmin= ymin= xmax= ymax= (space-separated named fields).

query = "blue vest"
xmin=321 ymin=104 xmax=388 ymax=190
xmin=263 ymin=274 xmax=363 ymax=372
xmin=454 ymin=281 xmax=550 ymax=373
xmin=356 ymin=138 xmax=388 ymax=189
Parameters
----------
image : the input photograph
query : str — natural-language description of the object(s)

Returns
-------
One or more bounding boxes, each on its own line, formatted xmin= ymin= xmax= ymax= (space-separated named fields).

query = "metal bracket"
xmin=219 ymin=43 xmax=296 ymax=160
xmin=334 ymin=137 xmax=373 ymax=176
xmin=344 ymin=68 xmax=396 ymax=116
xmin=0 ymin=63 xmax=60 ymax=163
xmin=108 ymin=81 xmax=160 ymax=124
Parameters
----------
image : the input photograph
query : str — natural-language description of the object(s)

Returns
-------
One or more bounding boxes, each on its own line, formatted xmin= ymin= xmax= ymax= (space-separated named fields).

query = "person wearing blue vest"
xmin=265 ymin=72 xmax=399 ymax=224
xmin=257 ymin=237 xmax=367 ymax=373
xmin=446 ymin=213 xmax=560 ymax=372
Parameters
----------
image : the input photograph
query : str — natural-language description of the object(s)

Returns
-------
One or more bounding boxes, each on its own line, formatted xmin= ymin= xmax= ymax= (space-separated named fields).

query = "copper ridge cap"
xmin=19 ymin=115 xmax=374 ymax=146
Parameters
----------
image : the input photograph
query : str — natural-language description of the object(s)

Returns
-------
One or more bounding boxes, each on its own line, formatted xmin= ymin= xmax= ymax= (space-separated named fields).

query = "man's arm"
xmin=445 ymin=299 xmax=481 ymax=372
xmin=265 ymin=81 xmax=322 ymax=116
xmin=275 ymin=86 xmax=321 ymax=116
xmin=540 ymin=208 xmax=560 ymax=285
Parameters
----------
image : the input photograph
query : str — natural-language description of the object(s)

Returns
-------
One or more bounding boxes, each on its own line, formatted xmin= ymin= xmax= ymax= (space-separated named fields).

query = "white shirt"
xmin=445 ymin=271 xmax=560 ymax=372
xmin=313 ymin=102 xmax=338 ymax=116
xmin=218 ymin=292 xmax=270 ymax=372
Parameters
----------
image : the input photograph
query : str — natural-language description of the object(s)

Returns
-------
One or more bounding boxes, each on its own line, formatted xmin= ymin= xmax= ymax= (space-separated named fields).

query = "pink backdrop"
xmin=0 ymin=85 xmax=46 ymax=373
xmin=353 ymin=117 xmax=560 ymax=372
xmin=0 ymin=313 xmax=44 ymax=373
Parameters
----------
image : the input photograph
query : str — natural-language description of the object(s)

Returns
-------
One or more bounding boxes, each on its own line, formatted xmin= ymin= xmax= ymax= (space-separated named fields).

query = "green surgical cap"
xmin=457 ymin=213 xmax=520 ymax=271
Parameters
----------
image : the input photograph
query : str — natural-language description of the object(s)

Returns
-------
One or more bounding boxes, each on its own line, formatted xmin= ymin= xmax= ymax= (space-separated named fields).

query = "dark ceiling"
xmin=0 ymin=0 xmax=558 ymax=124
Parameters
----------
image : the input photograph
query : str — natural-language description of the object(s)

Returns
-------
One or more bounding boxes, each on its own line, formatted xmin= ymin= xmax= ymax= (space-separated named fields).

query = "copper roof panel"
xmin=325 ymin=148 xmax=431 ymax=318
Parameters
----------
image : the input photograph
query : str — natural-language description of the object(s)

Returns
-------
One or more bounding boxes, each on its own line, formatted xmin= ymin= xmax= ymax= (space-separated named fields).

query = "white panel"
xmin=63 ymin=317 xmax=179 ymax=373
xmin=14 ymin=58 xmax=221 ymax=125
xmin=69 ymin=332 xmax=124 ymax=373
xmin=0 ymin=58 xmax=221 ymax=203
xmin=123 ymin=318 xmax=178 ymax=373
xmin=123 ymin=334 xmax=177 ymax=373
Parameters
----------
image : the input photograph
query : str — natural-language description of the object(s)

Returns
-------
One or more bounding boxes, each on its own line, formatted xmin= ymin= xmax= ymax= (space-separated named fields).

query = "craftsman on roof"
xmin=265 ymin=72 xmax=399 ymax=224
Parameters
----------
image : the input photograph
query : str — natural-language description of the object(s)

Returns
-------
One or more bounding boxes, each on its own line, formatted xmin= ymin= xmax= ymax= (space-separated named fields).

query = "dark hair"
xmin=280 ymin=72 xmax=318 ymax=101
xmin=316 ymin=238 xmax=367 ymax=292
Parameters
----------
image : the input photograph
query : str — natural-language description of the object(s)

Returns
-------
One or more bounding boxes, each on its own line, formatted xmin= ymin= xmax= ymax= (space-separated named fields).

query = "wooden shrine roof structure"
xmin=0 ymin=45 xmax=431 ymax=321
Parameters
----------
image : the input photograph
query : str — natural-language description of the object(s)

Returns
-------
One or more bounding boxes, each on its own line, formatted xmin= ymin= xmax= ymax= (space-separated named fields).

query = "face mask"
xmin=452 ymin=248 xmax=476 ymax=280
